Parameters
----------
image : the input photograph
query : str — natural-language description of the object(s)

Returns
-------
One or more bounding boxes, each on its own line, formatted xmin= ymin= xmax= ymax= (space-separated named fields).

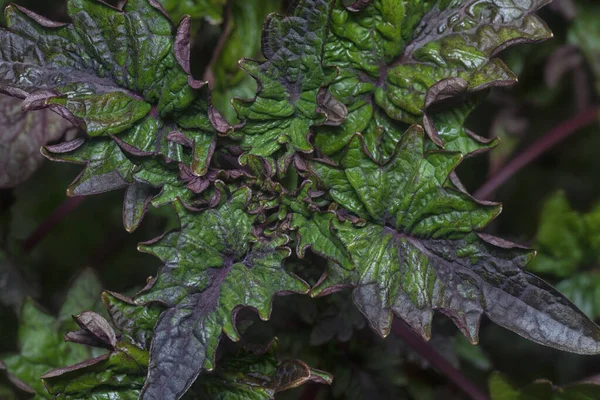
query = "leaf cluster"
xmin=1 ymin=0 xmax=600 ymax=399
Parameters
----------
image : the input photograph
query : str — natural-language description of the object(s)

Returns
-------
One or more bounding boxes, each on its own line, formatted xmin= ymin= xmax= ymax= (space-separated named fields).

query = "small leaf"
xmin=123 ymin=181 xmax=156 ymax=233
xmin=68 ymin=312 xmax=117 ymax=350
xmin=102 ymin=291 xmax=162 ymax=351
xmin=42 ymin=339 xmax=330 ymax=400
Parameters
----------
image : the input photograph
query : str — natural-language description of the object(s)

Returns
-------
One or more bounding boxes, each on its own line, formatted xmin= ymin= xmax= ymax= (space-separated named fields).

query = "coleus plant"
xmin=2 ymin=0 xmax=600 ymax=399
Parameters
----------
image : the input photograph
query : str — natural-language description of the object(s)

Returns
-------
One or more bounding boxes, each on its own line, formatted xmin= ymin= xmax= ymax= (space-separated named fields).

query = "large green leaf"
xmin=0 ymin=0 xmax=217 ymax=221
xmin=135 ymin=187 xmax=309 ymax=399
xmin=231 ymin=0 xmax=346 ymax=162
xmin=310 ymin=125 xmax=600 ymax=353
xmin=0 ymin=0 xmax=198 ymax=135
xmin=313 ymin=0 xmax=551 ymax=156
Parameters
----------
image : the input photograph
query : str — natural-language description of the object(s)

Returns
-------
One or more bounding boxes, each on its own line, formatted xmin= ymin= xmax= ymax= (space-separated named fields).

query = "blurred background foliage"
xmin=1 ymin=0 xmax=600 ymax=399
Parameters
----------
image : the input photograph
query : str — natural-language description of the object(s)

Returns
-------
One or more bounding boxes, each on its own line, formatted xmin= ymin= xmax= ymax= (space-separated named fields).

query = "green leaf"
xmin=131 ymin=158 xmax=194 ymax=208
xmin=158 ymin=0 xmax=226 ymax=24
xmin=489 ymin=372 xmax=600 ymax=400
xmin=0 ymin=358 xmax=35 ymax=398
xmin=42 ymin=338 xmax=330 ymax=400
xmin=527 ymin=193 xmax=600 ymax=320
xmin=529 ymin=192 xmax=600 ymax=278
xmin=1 ymin=0 xmax=197 ymax=133
xmin=58 ymin=269 xmax=105 ymax=330
xmin=1 ymin=270 xmax=104 ymax=398
xmin=569 ymin=2 xmax=600 ymax=95
xmin=556 ymin=273 xmax=600 ymax=321
xmin=232 ymin=0 xmax=347 ymax=161
xmin=311 ymin=126 xmax=600 ymax=353
xmin=42 ymin=342 xmax=149 ymax=400
xmin=135 ymin=187 xmax=309 ymax=400
xmin=0 ymin=0 xmax=218 ymax=216
xmin=0 ymin=93 xmax=71 ymax=188
xmin=314 ymin=0 xmax=551 ymax=156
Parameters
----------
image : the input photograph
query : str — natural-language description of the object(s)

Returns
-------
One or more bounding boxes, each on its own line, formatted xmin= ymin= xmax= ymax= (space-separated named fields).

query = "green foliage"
xmin=1 ymin=0 xmax=218 ymax=215
xmin=569 ymin=1 xmax=600 ymax=94
xmin=1 ymin=0 xmax=600 ymax=399
xmin=158 ymin=0 xmax=226 ymax=24
xmin=529 ymin=192 xmax=600 ymax=319
xmin=1 ymin=270 xmax=104 ymax=398
xmin=135 ymin=187 xmax=310 ymax=398
xmin=489 ymin=372 xmax=600 ymax=400
xmin=529 ymin=191 xmax=600 ymax=278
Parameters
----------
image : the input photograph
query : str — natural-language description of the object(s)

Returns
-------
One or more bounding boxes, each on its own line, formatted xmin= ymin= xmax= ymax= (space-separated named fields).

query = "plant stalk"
xmin=392 ymin=318 xmax=489 ymax=400
xmin=23 ymin=196 xmax=86 ymax=252
xmin=474 ymin=106 xmax=600 ymax=200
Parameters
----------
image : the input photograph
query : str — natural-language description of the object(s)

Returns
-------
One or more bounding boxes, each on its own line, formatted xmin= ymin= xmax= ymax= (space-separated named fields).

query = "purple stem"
xmin=23 ymin=196 xmax=86 ymax=252
xmin=392 ymin=318 xmax=489 ymax=400
xmin=474 ymin=106 xmax=600 ymax=200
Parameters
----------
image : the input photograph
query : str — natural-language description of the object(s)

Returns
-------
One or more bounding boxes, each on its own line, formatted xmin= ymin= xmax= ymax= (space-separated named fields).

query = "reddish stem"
xmin=203 ymin=1 xmax=233 ymax=87
xmin=23 ymin=196 xmax=86 ymax=252
xmin=474 ymin=106 xmax=600 ymax=200
xmin=392 ymin=318 xmax=489 ymax=400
